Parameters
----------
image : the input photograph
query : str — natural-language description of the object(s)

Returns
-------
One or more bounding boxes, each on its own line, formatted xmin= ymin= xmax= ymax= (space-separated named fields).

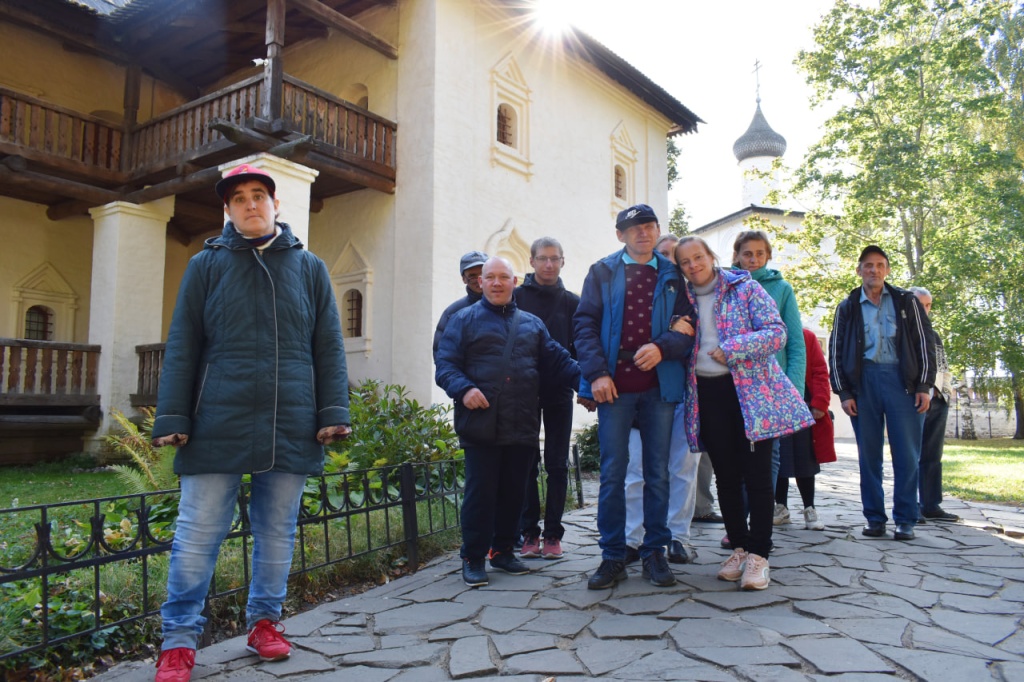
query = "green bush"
xmin=574 ymin=421 xmax=600 ymax=472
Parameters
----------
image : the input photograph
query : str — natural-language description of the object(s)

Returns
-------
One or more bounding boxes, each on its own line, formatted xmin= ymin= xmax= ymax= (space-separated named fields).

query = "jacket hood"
xmin=520 ymin=272 xmax=565 ymax=292
xmin=206 ymin=221 xmax=303 ymax=251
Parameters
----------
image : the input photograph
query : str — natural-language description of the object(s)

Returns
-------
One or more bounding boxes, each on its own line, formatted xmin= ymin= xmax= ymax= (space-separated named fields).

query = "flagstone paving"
xmin=96 ymin=442 xmax=1023 ymax=681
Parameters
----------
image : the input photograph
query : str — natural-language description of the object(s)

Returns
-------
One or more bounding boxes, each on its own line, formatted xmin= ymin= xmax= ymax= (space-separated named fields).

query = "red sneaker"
xmin=246 ymin=619 xmax=292 ymax=661
xmin=520 ymin=534 xmax=541 ymax=558
xmin=541 ymin=537 xmax=563 ymax=559
xmin=155 ymin=647 xmax=195 ymax=682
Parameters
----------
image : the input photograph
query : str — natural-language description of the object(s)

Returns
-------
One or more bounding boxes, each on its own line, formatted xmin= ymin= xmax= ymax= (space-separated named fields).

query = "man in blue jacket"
xmin=436 ymin=257 xmax=580 ymax=588
xmin=574 ymin=204 xmax=694 ymax=590
xmin=151 ymin=164 xmax=350 ymax=682
xmin=829 ymin=245 xmax=936 ymax=542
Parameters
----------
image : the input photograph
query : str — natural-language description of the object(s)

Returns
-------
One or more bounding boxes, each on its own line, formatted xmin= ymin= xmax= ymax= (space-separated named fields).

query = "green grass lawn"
xmin=0 ymin=459 xmax=125 ymax=509
xmin=943 ymin=438 xmax=1024 ymax=507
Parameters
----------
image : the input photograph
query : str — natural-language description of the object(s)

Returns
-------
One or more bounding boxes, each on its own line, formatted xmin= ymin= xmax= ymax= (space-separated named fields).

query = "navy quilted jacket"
xmin=435 ymin=296 xmax=580 ymax=447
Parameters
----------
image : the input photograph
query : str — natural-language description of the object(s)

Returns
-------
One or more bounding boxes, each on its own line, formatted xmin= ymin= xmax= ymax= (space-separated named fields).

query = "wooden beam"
xmin=289 ymin=0 xmax=398 ymax=59
xmin=166 ymin=219 xmax=194 ymax=247
xmin=291 ymin=148 xmax=395 ymax=194
xmin=174 ymin=198 xmax=224 ymax=224
xmin=0 ymin=165 xmax=122 ymax=204
xmin=262 ymin=0 xmax=286 ymax=121
xmin=46 ymin=200 xmax=94 ymax=221
xmin=123 ymin=167 xmax=223 ymax=205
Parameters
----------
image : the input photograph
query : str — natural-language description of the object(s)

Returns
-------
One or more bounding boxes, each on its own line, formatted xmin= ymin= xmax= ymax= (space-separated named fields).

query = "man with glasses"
xmin=515 ymin=238 xmax=580 ymax=561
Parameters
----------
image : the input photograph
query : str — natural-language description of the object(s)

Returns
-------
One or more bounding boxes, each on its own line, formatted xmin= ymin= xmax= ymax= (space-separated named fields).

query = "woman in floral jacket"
xmin=674 ymin=236 xmax=814 ymax=591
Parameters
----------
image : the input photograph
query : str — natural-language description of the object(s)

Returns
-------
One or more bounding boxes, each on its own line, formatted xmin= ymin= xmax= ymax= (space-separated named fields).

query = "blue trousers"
xmin=851 ymin=363 xmax=925 ymax=526
xmin=461 ymin=443 xmax=534 ymax=560
xmin=596 ymin=388 xmax=675 ymax=560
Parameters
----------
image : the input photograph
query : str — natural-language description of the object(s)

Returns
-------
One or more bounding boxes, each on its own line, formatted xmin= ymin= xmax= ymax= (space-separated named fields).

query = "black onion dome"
xmin=733 ymin=102 xmax=787 ymax=162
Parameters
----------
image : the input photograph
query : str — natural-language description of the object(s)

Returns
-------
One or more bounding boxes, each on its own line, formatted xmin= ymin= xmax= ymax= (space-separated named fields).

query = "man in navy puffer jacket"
xmin=436 ymin=257 xmax=580 ymax=587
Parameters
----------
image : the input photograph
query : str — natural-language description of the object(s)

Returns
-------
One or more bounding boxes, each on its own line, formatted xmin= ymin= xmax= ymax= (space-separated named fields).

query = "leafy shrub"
xmin=574 ymin=421 xmax=600 ymax=472
xmin=327 ymin=380 xmax=462 ymax=472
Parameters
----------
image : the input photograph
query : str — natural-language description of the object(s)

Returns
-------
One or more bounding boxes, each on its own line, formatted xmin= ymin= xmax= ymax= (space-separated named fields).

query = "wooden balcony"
xmin=0 ymin=73 xmax=397 ymax=234
xmin=131 ymin=343 xmax=165 ymax=409
xmin=0 ymin=339 xmax=102 ymax=464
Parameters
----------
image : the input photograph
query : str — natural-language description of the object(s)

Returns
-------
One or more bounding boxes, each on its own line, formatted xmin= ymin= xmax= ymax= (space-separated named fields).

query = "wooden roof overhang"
xmin=0 ymin=0 xmax=397 ymax=240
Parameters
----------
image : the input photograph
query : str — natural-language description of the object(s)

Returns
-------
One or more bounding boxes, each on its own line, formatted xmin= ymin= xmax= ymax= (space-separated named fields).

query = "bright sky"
xmin=537 ymin=0 xmax=838 ymax=227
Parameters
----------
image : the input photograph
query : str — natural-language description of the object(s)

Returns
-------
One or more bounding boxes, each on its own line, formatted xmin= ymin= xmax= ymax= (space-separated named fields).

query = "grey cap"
xmin=459 ymin=251 xmax=488 ymax=274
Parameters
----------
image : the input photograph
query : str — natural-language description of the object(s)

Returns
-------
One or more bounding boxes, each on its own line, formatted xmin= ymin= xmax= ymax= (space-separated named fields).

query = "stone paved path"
xmin=97 ymin=441 xmax=1024 ymax=681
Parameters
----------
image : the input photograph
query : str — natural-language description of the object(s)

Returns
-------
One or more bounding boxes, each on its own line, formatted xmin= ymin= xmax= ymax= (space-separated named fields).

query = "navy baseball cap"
xmin=459 ymin=251 xmax=488 ymax=274
xmin=858 ymin=245 xmax=890 ymax=263
xmin=616 ymin=204 xmax=659 ymax=231
xmin=215 ymin=164 xmax=277 ymax=203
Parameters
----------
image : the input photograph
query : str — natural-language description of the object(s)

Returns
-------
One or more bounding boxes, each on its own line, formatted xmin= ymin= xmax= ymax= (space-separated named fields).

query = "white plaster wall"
xmin=0 ymin=197 xmax=93 ymax=343
xmin=419 ymin=0 xmax=676 ymax=407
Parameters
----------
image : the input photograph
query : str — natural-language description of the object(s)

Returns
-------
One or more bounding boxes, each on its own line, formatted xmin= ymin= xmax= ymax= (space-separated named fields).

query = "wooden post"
xmin=261 ymin=0 xmax=285 ymax=122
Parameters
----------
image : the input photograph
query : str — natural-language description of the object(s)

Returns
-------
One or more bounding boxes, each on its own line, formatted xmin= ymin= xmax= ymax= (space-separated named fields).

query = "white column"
xmin=220 ymin=154 xmax=319 ymax=246
xmin=86 ymin=197 xmax=175 ymax=450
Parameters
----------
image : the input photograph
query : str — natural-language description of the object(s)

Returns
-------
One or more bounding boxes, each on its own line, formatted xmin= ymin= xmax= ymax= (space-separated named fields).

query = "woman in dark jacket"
xmin=151 ymin=165 xmax=350 ymax=681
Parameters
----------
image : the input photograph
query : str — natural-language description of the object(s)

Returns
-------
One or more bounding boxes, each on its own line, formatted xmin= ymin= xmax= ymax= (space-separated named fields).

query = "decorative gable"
xmin=331 ymin=243 xmax=373 ymax=355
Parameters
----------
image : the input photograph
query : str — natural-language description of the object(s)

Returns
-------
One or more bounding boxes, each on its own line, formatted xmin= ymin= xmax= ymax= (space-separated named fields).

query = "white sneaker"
xmin=773 ymin=504 xmax=790 ymax=526
xmin=804 ymin=506 xmax=825 ymax=530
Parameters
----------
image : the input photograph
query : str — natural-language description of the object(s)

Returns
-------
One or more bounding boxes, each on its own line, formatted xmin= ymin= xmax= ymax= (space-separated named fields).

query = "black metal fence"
xmin=0 ymin=450 xmax=586 ymax=664
xmin=0 ymin=459 xmax=466 ymax=663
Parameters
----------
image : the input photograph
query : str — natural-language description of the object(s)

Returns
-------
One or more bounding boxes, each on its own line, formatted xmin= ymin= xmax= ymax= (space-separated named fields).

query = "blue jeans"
xmin=161 ymin=471 xmax=307 ymax=650
xmin=624 ymin=403 xmax=700 ymax=547
xmin=851 ymin=363 xmax=925 ymax=527
xmin=596 ymin=388 xmax=675 ymax=560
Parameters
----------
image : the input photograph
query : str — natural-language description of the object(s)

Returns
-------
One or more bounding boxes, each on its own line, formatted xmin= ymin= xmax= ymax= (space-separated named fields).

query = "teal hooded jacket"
xmin=746 ymin=266 xmax=806 ymax=396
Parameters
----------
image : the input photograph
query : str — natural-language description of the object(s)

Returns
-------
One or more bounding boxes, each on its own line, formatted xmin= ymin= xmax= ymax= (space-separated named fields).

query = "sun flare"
xmin=532 ymin=0 xmax=574 ymax=36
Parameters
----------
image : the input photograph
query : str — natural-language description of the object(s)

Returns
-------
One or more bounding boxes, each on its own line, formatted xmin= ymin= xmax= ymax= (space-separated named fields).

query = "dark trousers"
xmin=520 ymin=398 xmax=574 ymax=539
xmin=698 ymin=374 xmax=774 ymax=558
xmin=919 ymin=396 xmax=949 ymax=513
xmin=460 ymin=443 xmax=535 ymax=560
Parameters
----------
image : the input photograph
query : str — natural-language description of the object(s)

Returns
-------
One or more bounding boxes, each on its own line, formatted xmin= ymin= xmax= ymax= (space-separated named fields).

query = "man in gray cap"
xmin=433 ymin=250 xmax=489 ymax=358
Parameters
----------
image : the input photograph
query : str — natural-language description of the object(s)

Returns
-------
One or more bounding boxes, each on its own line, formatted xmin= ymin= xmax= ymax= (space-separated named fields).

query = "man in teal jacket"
xmin=151 ymin=164 xmax=350 ymax=682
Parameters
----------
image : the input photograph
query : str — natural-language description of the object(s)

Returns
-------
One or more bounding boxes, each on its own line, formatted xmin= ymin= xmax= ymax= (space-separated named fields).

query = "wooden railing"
xmin=125 ymin=75 xmax=264 ymax=174
xmin=281 ymin=75 xmax=396 ymax=175
xmin=0 ymin=339 xmax=100 ymax=406
xmin=131 ymin=343 xmax=165 ymax=407
xmin=0 ymin=87 xmax=123 ymax=172
xmin=1 ymin=74 xmax=397 ymax=187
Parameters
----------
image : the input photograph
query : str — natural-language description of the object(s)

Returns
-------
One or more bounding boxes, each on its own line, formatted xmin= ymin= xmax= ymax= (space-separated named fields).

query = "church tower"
xmin=732 ymin=98 xmax=787 ymax=207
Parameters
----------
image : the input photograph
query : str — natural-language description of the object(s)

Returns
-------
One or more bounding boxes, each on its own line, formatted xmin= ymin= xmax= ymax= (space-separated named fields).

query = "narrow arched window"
xmin=343 ymin=290 xmax=363 ymax=338
xmin=497 ymin=104 xmax=517 ymax=147
xmin=614 ymin=165 xmax=626 ymax=199
xmin=25 ymin=305 xmax=54 ymax=341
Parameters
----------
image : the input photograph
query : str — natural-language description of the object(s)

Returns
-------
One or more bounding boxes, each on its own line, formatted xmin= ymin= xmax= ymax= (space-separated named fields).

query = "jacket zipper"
xmin=252 ymin=249 xmax=280 ymax=473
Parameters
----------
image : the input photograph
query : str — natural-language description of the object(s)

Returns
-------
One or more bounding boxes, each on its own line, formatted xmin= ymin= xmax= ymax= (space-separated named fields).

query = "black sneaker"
xmin=462 ymin=558 xmax=488 ymax=587
xmin=624 ymin=546 xmax=641 ymax=564
xmin=642 ymin=551 xmax=676 ymax=587
xmin=587 ymin=559 xmax=627 ymax=590
xmin=489 ymin=550 xmax=530 ymax=575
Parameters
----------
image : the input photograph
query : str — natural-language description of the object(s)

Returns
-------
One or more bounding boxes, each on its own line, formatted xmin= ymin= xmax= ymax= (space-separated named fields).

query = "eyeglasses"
xmin=533 ymin=256 xmax=564 ymax=264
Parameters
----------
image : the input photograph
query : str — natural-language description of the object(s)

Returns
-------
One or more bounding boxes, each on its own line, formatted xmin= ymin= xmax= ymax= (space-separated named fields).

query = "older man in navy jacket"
xmin=436 ymin=257 xmax=580 ymax=588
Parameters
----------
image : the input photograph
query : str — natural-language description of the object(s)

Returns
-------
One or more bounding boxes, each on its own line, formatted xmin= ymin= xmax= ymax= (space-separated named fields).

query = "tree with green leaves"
xmin=780 ymin=0 xmax=1024 ymax=436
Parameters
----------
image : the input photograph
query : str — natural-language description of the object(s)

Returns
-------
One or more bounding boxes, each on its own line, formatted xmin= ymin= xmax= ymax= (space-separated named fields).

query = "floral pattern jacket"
xmin=683 ymin=268 xmax=815 ymax=451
